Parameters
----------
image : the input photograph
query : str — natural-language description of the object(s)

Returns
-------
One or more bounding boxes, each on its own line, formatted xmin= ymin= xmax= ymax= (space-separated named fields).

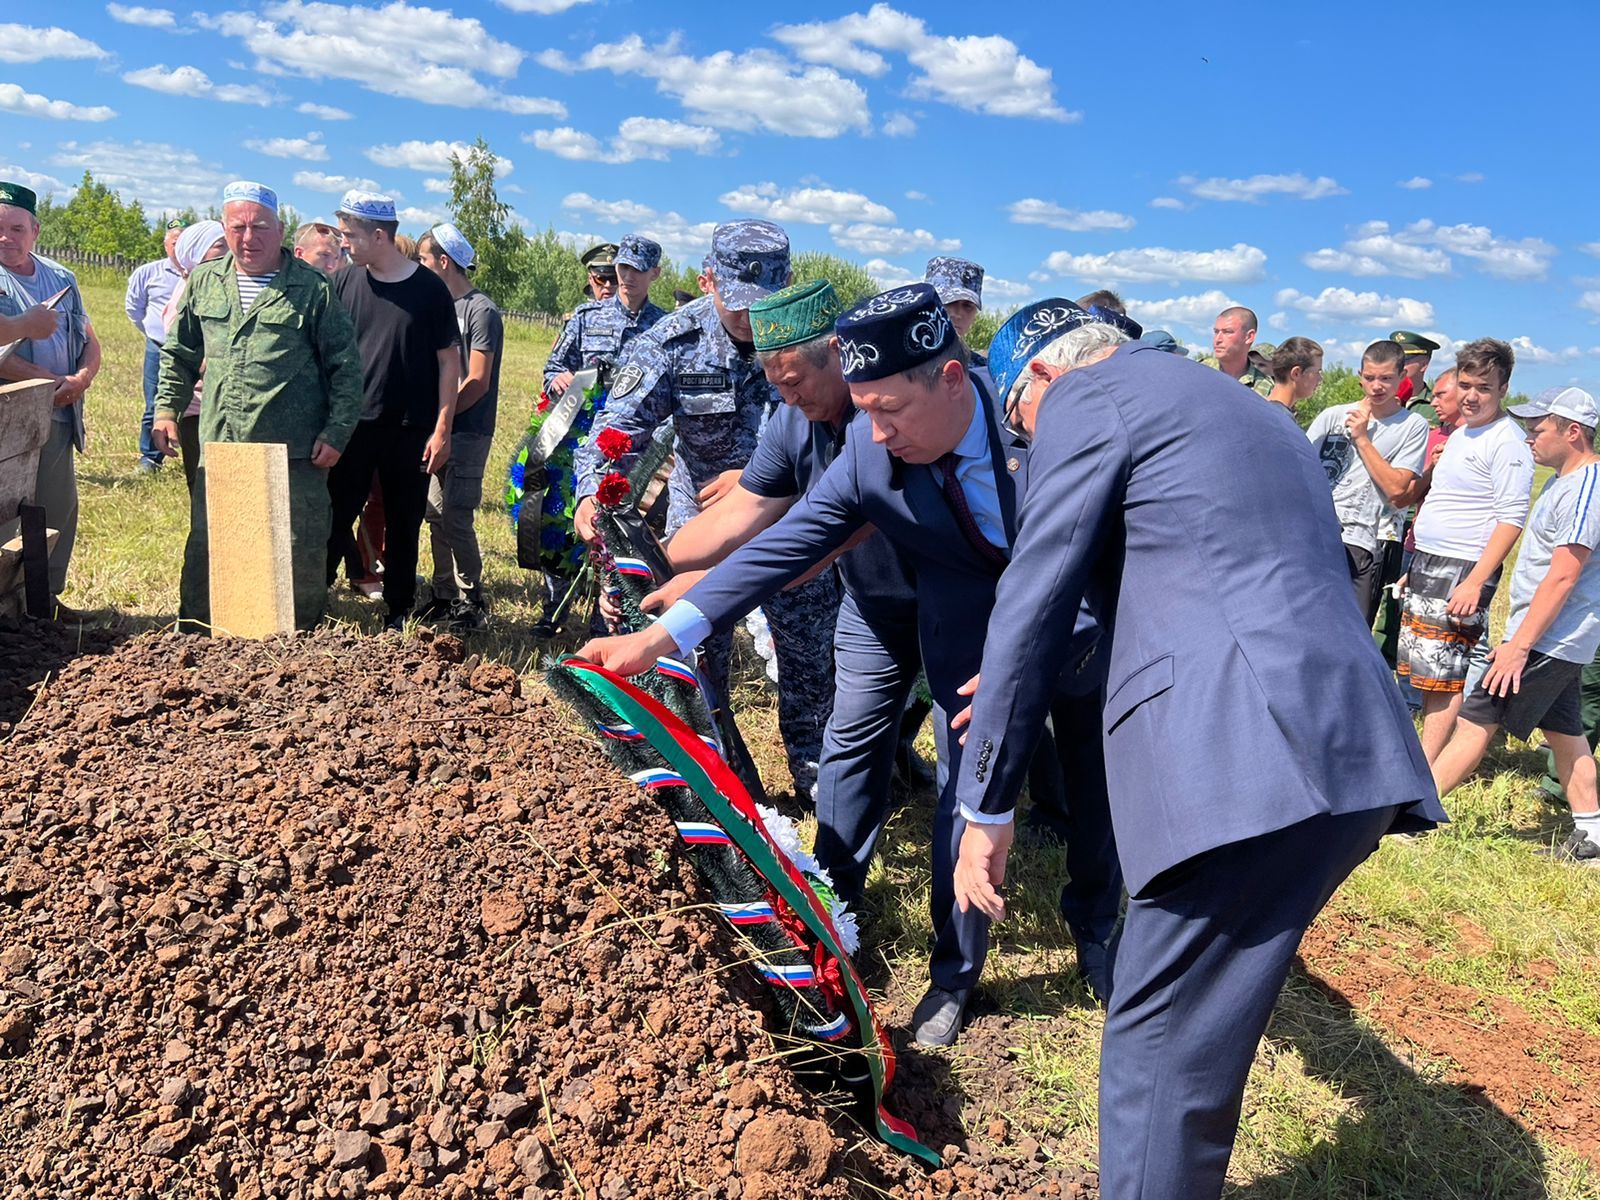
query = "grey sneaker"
xmin=1546 ymin=828 xmax=1600 ymax=867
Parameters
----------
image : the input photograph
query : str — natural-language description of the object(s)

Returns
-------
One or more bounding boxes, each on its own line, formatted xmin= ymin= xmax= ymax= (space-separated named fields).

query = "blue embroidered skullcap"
xmin=429 ymin=221 xmax=476 ymax=269
xmin=337 ymin=189 xmax=396 ymax=222
xmin=987 ymin=298 xmax=1106 ymax=406
xmin=710 ymin=220 xmax=790 ymax=309
xmin=222 ymin=180 xmax=278 ymax=213
xmin=616 ymin=234 xmax=662 ymax=272
xmin=924 ymin=256 xmax=983 ymax=307
xmin=834 ymin=283 xmax=955 ymax=384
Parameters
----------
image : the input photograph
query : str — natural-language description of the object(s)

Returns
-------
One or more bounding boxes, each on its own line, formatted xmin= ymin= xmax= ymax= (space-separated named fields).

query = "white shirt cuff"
xmin=657 ymin=600 xmax=712 ymax=657
xmin=959 ymin=803 xmax=1015 ymax=826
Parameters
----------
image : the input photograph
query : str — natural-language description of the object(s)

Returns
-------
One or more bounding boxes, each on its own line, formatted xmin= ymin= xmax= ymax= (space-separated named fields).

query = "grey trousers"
xmin=425 ymin=431 xmax=492 ymax=606
xmin=33 ymin=419 xmax=78 ymax=596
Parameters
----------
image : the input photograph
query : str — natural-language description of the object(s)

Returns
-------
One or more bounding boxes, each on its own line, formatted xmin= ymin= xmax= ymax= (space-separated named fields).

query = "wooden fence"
xmin=35 ymin=245 xmax=564 ymax=329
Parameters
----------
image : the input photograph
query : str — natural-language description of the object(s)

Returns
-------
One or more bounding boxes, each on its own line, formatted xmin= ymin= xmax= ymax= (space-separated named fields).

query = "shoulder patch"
xmin=612 ymin=362 xmax=646 ymax=399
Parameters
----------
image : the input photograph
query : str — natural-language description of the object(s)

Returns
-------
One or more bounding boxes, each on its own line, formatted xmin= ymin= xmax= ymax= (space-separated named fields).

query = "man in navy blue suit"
xmin=951 ymin=318 xmax=1444 ymax=1198
xmin=578 ymin=285 xmax=1122 ymax=1045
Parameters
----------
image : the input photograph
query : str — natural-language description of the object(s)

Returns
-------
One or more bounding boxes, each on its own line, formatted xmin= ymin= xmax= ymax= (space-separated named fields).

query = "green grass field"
xmin=50 ymin=266 xmax=1600 ymax=1197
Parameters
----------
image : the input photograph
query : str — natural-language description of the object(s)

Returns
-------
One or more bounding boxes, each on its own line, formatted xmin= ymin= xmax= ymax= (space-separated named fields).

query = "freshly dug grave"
xmin=0 ymin=626 xmax=1090 ymax=1199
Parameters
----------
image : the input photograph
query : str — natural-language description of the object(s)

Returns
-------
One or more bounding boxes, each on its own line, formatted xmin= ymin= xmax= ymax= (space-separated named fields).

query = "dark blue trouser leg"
xmin=1050 ymin=689 xmax=1124 ymax=947
xmin=929 ymin=727 xmax=991 ymax=993
xmin=140 ymin=339 xmax=162 ymax=466
xmin=812 ymin=596 xmax=922 ymax=905
xmin=1097 ymin=805 xmax=1400 ymax=1200
xmin=762 ymin=570 xmax=841 ymax=796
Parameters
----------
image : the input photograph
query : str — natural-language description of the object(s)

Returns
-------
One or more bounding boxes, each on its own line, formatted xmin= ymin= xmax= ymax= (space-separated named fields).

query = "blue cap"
xmin=616 ymin=234 xmax=662 ymax=272
xmin=710 ymin=220 xmax=790 ymax=309
xmin=987 ymin=299 xmax=1104 ymax=407
xmin=429 ymin=221 xmax=476 ymax=269
xmin=1139 ymin=328 xmax=1187 ymax=355
xmin=925 ymin=256 xmax=983 ymax=307
xmin=1087 ymin=305 xmax=1142 ymax=340
xmin=338 ymin=189 xmax=396 ymax=222
xmin=222 ymin=180 xmax=278 ymax=213
xmin=834 ymin=283 xmax=955 ymax=384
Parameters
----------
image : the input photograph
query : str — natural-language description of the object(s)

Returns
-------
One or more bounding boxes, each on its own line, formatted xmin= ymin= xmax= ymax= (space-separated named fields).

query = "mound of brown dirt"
xmin=0 ymin=627 xmax=1086 ymax=1199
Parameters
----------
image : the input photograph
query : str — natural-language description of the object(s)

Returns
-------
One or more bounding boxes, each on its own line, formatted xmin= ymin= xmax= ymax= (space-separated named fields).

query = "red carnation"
xmin=596 ymin=472 xmax=631 ymax=508
xmin=596 ymin=428 xmax=634 ymax=462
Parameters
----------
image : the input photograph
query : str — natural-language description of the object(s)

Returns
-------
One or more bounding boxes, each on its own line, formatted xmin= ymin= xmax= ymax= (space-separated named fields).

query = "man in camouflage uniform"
xmin=926 ymin=255 xmax=990 ymax=393
xmin=526 ymin=237 xmax=669 ymax=633
xmin=1201 ymin=305 xmax=1274 ymax=397
xmin=154 ymin=180 xmax=364 ymax=632
xmin=1392 ymin=329 xmax=1441 ymax=426
xmin=573 ymin=220 xmax=839 ymax=797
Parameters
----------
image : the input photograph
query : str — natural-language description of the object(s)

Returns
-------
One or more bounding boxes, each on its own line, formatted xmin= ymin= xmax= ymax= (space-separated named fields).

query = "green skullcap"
xmin=0 ymin=182 xmax=38 ymax=216
xmin=749 ymin=279 xmax=844 ymax=352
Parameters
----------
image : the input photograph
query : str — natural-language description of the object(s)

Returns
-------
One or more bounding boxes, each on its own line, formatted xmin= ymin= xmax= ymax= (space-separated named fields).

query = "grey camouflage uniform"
xmin=574 ymin=292 xmax=837 ymax=796
xmin=542 ymin=294 xmax=668 ymax=393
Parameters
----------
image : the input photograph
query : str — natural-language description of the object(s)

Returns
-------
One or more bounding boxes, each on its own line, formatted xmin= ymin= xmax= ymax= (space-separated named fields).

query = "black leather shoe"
xmin=1074 ymin=936 xmax=1115 ymax=1006
xmin=909 ymin=985 xmax=970 ymax=1046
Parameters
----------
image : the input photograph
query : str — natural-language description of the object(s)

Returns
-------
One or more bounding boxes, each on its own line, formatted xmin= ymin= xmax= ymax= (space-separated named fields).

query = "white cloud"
xmin=1045 ymin=243 xmax=1267 ymax=285
xmin=881 ymin=111 xmax=916 ymax=137
xmin=1302 ymin=220 xmax=1452 ymax=279
xmin=201 ymin=1 xmax=565 ymax=116
xmin=721 ymin=182 xmax=895 ymax=226
xmin=293 ymin=169 xmax=382 ymax=194
xmin=1178 ymin=173 xmax=1347 ymax=203
xmin=51 ymin=139 xmax=231 ymax=213
xmin=1457 ymin=171 xmax=1485 ymax=183
xmin=396 ymin=204 xmax=443 ymax=228
xmin=830 ymin=223 xmax=958 ymax=257
xmin=124 ymin=64 xmax=275 ymax=105
xmin=1007 ymin=198 xmax=1134 ymax=233
xmin=772 ymin=6 xmax=1077 ymax=121
xmin=366 ymin=140 xmax=513 ymax=178
xmin=0 ymin=24 xmax=108 ymax=62
xmin=297 ymin=100 xmax=351 ymax=120
xmin=904 ymin=190 xmax=928 ymax=202
xmin=0 ymin=85 xmax=116 ymax=122
xmin=107 ymin=4 xmax=175 ymax=26
xmin=422 ymin=177 xmax=451 ymax=194
xmin=495 ymin=0 xmax=592 ymax=10
xmin=863 ymin=257 xmax=919 ymax=287
xmin=1397 ymin=176 xmax=1432 ymax=189
xmin=526 ymin=116 xmax=721 ymax=163
xmin=1505 ymin=336 xmax=1583 ymax=366
xmin=247 ymin=132 xmax=328 ymax=160
xmin=1274 ymin=286 xmax=1434 ymax=329
xmin=1124 ymin=290 xmax=1240 ymax=331
xmin=1149 ymin=196 xmax=1186 ymax=211
xmin=537 ymin=35 xmax=868 ymax=138
xmin=1304 ymin=218 xmax=1556 ymax=282
xmin=984 ymin=276 xmax=1034 ymax=304
xmin=1581 ymin=243 xmax=1600 ymax=258
xmin=0 ymin=162 xmax=70 ymax=197
xmin=561 ymin=191 xmax=717 ymax=260
xmin=1580 ymin=292 xmax=1600 ymax=322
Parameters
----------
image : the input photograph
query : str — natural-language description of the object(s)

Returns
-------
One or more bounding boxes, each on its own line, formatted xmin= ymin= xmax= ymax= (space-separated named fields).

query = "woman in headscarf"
xmin=161 ymin=220 xmax=226 ymax=490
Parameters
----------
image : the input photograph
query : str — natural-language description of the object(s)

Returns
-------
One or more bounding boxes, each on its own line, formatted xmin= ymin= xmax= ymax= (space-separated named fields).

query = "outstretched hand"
xmin=953 ymin=819 xmax=1014 ymax=922
xmin=574 ymin=625 xmax=676 ymax=678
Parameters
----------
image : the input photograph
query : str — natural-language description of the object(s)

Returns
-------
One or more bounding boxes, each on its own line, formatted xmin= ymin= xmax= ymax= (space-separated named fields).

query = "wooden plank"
xmin=0 ymin=526 xmax=57 ymax=597
xmin=0 ymin=379 xmax=54 ymax=525
xmin=204 ymin=442 xmax=295 ymax=639
xmin=19 ymin=504 xmax=48 ymax=617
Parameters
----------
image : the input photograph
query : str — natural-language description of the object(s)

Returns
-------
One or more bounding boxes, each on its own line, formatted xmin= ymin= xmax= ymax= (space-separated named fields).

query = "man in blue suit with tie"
xmin=951 ymin=316 xmax=1445 ymax=1198
xmin=579 ymin=285 xmax=1122 ymax=1045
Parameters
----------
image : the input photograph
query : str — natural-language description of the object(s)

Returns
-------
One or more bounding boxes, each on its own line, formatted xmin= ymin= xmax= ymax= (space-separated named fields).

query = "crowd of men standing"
xmin=4 ymin=171 xmax=1599 ymax=1197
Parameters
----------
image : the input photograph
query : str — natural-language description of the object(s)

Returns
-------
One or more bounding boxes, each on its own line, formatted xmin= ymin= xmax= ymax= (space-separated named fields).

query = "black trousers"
xmin=327 ymin=420 xmax=430 ymax=620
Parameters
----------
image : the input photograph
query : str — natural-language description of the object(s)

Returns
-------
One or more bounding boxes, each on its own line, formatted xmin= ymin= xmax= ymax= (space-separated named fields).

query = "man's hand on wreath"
xmin=575 ymin=495 xmax=600 ymax=544
xmin=575 ymin=624 xmax=677 ymax=678
xmin=641 ymin=570 xmax=703 ymax=614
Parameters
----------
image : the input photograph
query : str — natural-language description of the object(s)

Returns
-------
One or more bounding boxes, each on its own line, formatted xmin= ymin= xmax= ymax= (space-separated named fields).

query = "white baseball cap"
xmin=1510 ymin=386 xmax=1600 ymax=427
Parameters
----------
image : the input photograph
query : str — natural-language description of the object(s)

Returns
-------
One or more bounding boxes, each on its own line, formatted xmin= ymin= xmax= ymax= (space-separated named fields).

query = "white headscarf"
xmin=173 ymin=220 xmax=225 ymax=275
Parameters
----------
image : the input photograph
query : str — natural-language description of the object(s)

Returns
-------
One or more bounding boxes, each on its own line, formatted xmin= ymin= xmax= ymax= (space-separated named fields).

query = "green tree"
xmin=507 ymin=227 xmax=586 ymax=317
xmin=445 ymin=136 xmax=519 ymax=305
xmin=37 ymin=171 xmax=162 ymax=259
xmin=789 ymin=251 xmax=880 ymax=307
xmin=1295 ymin=362 xmax=1364 ymax=429
xmin=965 ymin=307 xmax=1018 ymax=353
xmin=648 ymin=253 xmax=700 ymax=310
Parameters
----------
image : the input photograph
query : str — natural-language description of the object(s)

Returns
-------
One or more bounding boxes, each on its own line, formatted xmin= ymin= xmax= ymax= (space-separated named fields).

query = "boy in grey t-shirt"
xmin=1433 ymin=386 xmax=1600 ymax=865
xmin=1305 ymin=340 xmax=1429 ymax=622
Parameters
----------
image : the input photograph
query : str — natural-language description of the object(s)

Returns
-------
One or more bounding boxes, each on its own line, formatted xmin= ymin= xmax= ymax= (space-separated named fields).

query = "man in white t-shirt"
xmin=1433 ymin=387 xmax=1600 ymax=866
xmin=1400 ymin=337 xmax=1534 ymax=760
xmin=1305 ymin=340 xmax=1430 ymax=622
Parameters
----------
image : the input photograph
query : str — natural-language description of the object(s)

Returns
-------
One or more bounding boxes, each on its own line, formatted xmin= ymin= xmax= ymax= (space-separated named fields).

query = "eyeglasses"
xmin=589 ymin=269 xmax=617 ymax=283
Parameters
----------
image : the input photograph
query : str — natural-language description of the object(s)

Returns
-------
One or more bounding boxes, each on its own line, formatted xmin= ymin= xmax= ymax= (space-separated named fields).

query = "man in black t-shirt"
xmin=328 ymin=190 xmax=460 ymax=629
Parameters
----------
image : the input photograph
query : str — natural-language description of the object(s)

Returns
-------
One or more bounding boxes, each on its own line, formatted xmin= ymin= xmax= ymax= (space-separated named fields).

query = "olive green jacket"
xmin=156 ymin=250 xmax=363 ymax=458
xmin=1199 ymin=353 xmax=1275 ymax=398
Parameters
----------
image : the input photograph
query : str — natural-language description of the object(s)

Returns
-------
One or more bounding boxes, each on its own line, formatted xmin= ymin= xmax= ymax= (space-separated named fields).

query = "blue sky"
xmin=3 ymin=1 xmax=1597 ymax=390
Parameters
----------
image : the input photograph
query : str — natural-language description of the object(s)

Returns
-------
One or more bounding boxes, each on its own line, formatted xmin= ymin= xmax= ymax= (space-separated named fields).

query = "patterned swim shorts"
xmin=1397 ymin=550 xmax=1498 ymax=693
